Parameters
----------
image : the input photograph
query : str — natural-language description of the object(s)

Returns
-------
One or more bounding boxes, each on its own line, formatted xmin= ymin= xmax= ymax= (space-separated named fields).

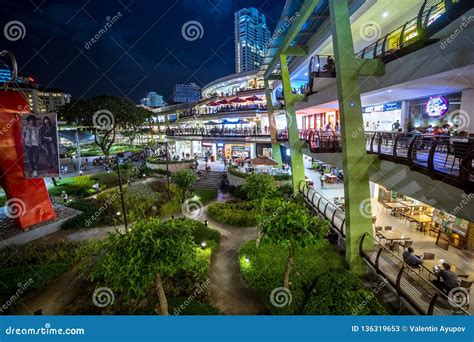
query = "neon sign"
xmin=425 ymin=96 xmax=448 ymax=117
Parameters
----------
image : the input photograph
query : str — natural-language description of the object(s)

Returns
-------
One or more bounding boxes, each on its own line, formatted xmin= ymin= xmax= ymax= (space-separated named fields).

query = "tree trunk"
xmin=283 ymin=243 xmax=295 ymax=289
xmin=255 ymin=229 xmax=261 ymax=248
xmin=51 ymin=177 xmax=58 ymax=186
xmin=155 ymin=273 xmax=169 ymax=315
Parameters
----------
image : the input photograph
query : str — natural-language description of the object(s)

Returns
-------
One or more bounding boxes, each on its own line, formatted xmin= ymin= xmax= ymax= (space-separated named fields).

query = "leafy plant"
xmin=241 ymin=173 xmax=277 ymax=201
xmin=90 ymin=218 xmax=197 ymax=315
xmin=171 ymin=170 xmax=197 ymax=202
xmin=207 ymin=201 xmax=260 ymax=227
xmin=259 ymin=201 xmax=330 ymax=288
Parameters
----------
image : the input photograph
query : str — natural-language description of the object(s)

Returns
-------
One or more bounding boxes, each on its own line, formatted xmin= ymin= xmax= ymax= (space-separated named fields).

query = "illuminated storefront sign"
xmin=425 ymin=96 xmax=449 ymax=117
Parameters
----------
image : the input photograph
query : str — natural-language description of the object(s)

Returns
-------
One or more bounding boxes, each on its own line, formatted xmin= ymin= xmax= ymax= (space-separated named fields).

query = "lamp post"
xmin=116 ymin=156 xmax=128 ymax=229
xmin=164 ymin=140 xmax=171 ymax=199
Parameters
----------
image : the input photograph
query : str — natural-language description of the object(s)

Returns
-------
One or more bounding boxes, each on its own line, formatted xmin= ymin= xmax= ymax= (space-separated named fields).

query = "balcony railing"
xmin=166 ymin=127 xmax=270 ymax=138
xmin=298 ymin=182 xmax=470 ymax=316
xmin=279 ymin=129 xmax=473 ymax=191
xmin=355 ymin=0 xmax=470 ymax=60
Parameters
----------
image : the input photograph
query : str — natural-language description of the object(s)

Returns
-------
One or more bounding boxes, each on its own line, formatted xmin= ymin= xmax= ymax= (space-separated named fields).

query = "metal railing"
xmin=298 ymin=182 xmax=346 ymax=239
xmin=360 ymin=233 xmax=470 ymax=315
xmin=279 ymin=129 xmax=473 ymax=191
xmin=297 ymin=182 xmax=469 ymax=315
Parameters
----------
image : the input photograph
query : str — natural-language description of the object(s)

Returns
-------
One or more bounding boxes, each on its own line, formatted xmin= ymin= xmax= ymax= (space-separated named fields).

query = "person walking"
xmin=23 ymin=115 xmax=41 ymax=177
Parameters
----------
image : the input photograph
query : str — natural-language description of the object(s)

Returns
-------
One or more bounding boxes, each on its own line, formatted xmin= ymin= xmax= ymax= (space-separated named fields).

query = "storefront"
xmin=362 ymin=102 xmax=401 ymax=131
xmin=406 ymin=93 xmax=462 ymax=131
xmin=224 ymin=143 xmax=252 ymax=159
xmin=301 ymin=111 xmax=340 ymax=130
xmin=256 ymin=143 xmax=272 ymax=158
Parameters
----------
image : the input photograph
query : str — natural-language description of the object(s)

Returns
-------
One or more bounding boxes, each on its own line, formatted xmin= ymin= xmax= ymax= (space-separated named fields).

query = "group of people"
xmin=402 ymin=248 xmax=461 ymax=294
xmin=22 ymin=115 xmax=58 ymax=177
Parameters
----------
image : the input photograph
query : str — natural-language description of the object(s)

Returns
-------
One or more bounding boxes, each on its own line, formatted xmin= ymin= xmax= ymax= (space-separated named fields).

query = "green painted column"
xmin=280 ymin=54 xmax=305 ymax=193
xmin=263 ymin=79 xmax=283 ymax=165
xmin=329 ymin=0 xmax=374 ymax=274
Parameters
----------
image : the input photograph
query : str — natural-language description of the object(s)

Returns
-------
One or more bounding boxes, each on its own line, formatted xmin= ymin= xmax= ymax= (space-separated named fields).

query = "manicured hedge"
xmin=227 ymin=165 xmax=291 ymax=180
xmin=207 ymin=201 xmax=259 ymax=227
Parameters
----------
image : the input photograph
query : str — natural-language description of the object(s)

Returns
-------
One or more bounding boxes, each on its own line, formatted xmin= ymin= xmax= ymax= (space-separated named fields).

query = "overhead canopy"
xmin=250 ymin=156 xmax=278 ymax=166
xmin=229 ymin=97 xmax=247 ymax=103
xmin=216 ymin=99 xmax=229 ymax=105
xmin=245 ymin=95 xmax=263 ymax=102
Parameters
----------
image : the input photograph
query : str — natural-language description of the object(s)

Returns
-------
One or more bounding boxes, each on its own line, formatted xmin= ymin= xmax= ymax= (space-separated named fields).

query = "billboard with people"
xmin=21 ymin=113 xmax=59 ymax=178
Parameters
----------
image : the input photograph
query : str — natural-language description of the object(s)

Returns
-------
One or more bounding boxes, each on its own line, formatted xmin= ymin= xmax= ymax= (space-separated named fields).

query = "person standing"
xmin=23 ymin=115 xmax=41 ymax=177
xmin=40 ymin=116 xmax=58 ymax=172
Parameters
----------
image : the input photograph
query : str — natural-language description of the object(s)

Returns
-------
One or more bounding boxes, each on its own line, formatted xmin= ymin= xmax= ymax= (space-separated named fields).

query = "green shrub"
xmin=302 ymin=269 xmax=387 ymax=315
xmin=0 ymin=195 xmax=6 ymax=207
xmin=191 ymin=188 xmax=218 ymax=205
xmin=207 ymin=201 xmax=259 ymax=227
xmin=63 ymin=198 xmax=116 ymax=229
xmin=239 ymin=239 xmax=347 ymax=315
xmin=227 ymin=165 xmax=291 ymax=181
xmin=241 ymin=173 xmax=276 ymax=200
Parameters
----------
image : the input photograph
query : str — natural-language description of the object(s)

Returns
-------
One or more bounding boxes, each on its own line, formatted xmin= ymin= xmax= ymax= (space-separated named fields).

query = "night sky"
xmin=0 ymin=0 xmax=285 ymax=103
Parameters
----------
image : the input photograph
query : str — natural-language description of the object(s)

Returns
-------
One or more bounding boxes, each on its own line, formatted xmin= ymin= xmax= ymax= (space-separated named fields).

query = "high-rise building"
xmin=174 ymin=83 xmax=201 ymax=103
xmin=234 ymin=7 xmax=271 ymax=73
xmin=140 ymin=91 xmax=164 ymax=107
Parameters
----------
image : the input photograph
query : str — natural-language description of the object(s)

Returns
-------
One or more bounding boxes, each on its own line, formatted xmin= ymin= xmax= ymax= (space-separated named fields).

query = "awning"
xmin=250 ymin=156 xmax=278 ymax=166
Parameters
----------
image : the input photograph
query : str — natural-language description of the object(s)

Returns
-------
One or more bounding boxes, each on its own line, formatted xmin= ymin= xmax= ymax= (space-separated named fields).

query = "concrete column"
xmin=264 ymin=79 xmax=283 ymax=165
xmin=329 ymin=0 xmax=375 ymax=274
xmin=250 ymin=143 xmax=256 ymax=158
xmin=460 ymin=88 xmax=474 ymax=133
xmin=280 ymin=54 xmax=306 ymax=193
xmin=400 ymin=100 xmax=411 ymax=132
xmin=212 ymin=143 xmax=217 ymax=159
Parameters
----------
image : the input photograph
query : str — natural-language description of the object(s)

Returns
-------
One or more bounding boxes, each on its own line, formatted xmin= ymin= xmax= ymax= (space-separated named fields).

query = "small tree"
xmin=171 ymin=170 xmax=197 ymax=202
xmin=90 ymin=218 xmax=196 ymax=315
xmin=241 ymin=173 xmax=276 ymax=200
xmin=260 ymin=201 xmax=329 ymax=288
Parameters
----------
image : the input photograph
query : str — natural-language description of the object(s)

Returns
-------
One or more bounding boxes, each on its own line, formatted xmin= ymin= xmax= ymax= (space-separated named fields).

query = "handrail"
xmin=298 ymin=181 xmax=346 ymax=238
xmin=359 ymin=233 xmax=470 ymax=315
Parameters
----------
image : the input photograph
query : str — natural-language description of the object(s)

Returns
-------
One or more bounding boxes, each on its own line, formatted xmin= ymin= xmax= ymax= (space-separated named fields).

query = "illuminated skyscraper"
xmin=234 ymin=7 xmax=270 ymax=73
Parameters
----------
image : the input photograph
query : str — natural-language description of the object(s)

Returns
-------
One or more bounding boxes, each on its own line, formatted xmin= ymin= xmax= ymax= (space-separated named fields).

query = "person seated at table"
xmin=432 ymin=263 xmax=459 ymax=293
xmin=402 ymin=247 xmax=423 ymax=267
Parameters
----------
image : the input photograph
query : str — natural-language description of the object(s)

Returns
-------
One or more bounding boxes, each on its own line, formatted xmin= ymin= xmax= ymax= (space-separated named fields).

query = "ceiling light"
xmin=382 ymin=12 xmax=388 ymax=18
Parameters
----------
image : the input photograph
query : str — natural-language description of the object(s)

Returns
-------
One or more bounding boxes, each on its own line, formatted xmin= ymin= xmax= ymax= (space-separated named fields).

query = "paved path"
xmin=200 ymin=199 xmax=268 ymax=315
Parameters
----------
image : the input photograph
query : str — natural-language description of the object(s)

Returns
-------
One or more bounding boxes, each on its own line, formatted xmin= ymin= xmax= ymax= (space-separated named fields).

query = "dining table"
xmin=399 ymin=200 xmax=424 ymax=209
xmin=422 ymin=259 xmax=469 ymax=278
xmin=384 ymin=201 xmax=407 ymax=209
xmin=378 ymin=229 xmax=411 ymax=241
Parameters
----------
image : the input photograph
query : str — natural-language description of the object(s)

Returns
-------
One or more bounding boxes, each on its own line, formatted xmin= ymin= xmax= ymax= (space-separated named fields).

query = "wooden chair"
xmin=423 ymin=252 xmax=435 ymax=260
xmin=375 ymin=226 xmax=383 ymax=240
xmin=385 ymin=241 xmax=400 ymax=255
xmin=401 ymin=240 xmax=413 ymax=251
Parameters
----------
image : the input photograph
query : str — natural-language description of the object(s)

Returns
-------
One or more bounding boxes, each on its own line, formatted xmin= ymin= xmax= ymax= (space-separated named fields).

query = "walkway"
xmin=200 ymin=206 xmax=268 ymax=315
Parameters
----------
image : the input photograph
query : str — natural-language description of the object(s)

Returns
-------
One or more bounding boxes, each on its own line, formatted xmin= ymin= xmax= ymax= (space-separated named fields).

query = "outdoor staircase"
xmin=193 ymin=171 xmax=224 ymax=190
